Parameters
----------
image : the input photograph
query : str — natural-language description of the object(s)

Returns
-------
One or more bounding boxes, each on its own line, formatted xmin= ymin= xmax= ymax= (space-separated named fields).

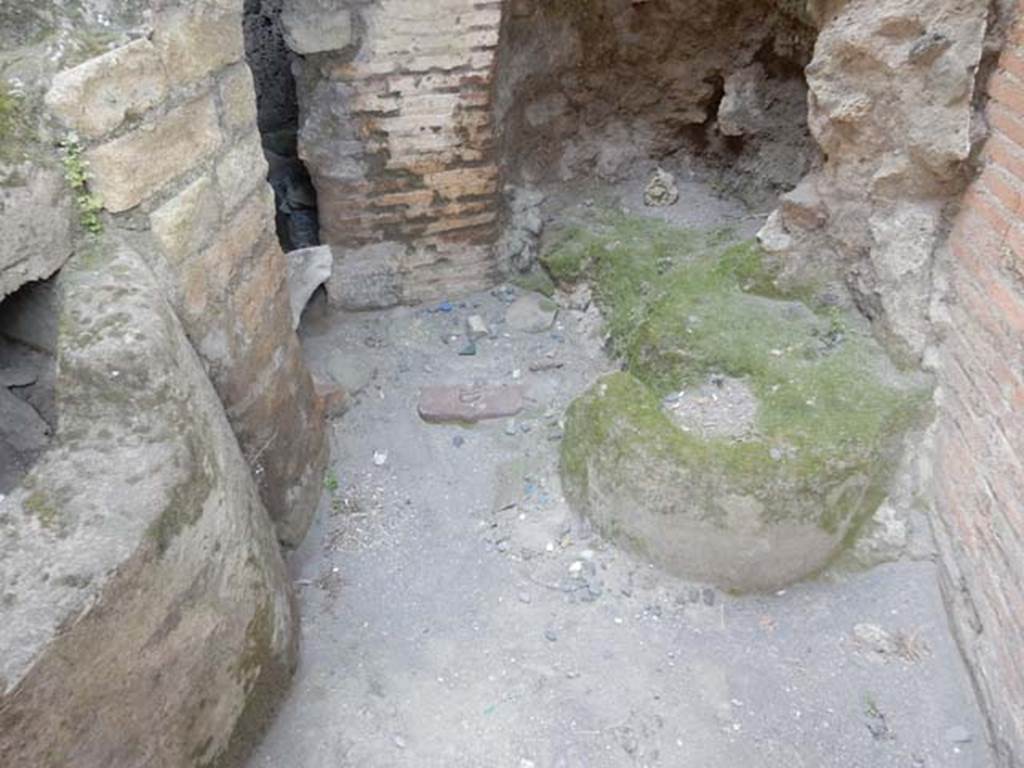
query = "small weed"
xmin=324 ymin=470 xmax=339 ymax=494
xmin=59 ymin=135 xmax=104 ymax=235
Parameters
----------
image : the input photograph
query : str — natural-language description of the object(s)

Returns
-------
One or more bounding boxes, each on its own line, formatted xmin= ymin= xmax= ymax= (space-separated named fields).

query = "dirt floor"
xmin=247 ymin=180 xmax=992 ymax=768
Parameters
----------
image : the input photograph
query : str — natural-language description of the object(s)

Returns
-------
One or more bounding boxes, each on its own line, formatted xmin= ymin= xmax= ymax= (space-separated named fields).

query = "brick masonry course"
xmin=936 ymin=8 xmax=1024 ymax=762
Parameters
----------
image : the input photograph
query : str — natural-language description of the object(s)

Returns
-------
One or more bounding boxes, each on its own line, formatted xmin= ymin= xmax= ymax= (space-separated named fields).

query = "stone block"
xmin=181 ymin=186 xmax=273 ymax=325
xmin=0 ymin=240 xmax=296 ymax=767
xmin=280 ymin=2 xmax=353 ymax=54
xmin=219 ymin=62 xmax=259 ymax=135
xmin=87 ymin=95 xmax=222 ymax=212
xmin=326 ymin=242 xmax=406 ymax=310
xmin=153 ymin=2 xmax=245 ymax=87
xmin=216 ymin=129 xmax=269 ymax=214
xmin=418 ymin=384 xmax=526 ymax=424
xmin=0 ymin=166 xmax=73 ymax=301
xmin=149 ymin=175 xmax=223 ymax=266
xmin=286 ymin=245 xmax=333 ymax=329
xmin=45 ymin=39 xmax=168 ymax=140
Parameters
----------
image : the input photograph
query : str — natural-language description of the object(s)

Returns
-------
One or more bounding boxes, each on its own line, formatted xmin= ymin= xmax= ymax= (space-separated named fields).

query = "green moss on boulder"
xmin=557 ymin=214 xmax=930 ymax=591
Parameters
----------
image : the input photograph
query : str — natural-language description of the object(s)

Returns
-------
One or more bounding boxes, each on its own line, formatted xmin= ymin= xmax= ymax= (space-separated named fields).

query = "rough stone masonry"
xmin=1 ymin=0 xmax=1024 ymax=766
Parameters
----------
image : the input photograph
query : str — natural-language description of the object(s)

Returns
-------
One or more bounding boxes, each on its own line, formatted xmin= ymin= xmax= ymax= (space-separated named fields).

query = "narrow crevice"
xmin=242 ymin=0 xmax=321 ymax=252
xmin=0 ymin=276 xmax=58 ymax=495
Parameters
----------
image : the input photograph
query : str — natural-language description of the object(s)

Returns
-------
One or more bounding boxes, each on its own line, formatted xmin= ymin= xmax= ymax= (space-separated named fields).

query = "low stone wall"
xmin=934 ymin=6 xmax=1024 ymax=763
xmin=39 ymin=0 xmax=326 ymax=545
xmin=0 ymin=241 xmax=296 ymax=767
xmin=292 ymin=0 xmax=504 ymax=307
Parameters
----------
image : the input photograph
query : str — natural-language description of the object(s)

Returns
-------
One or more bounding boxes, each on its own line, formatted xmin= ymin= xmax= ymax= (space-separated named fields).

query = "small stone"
xmin=466 ymin=314 xmax=490 ymax=340
xmin=529 ymin=359 xmax=565 ymax=373
xmin=372 ymin=449 xmax=388 ymax=466
xmin=452 ymin=435 xmax=465 ymax=447
xmin=544 ymin=629 xmax=558 ymax=642
xmin=518 ymin=591 xmax=532 ymax=604
xmin=505 ymin=419 xmax=518 ymax=436
xmin=393 ymin=734 xmax=407 ymax=749
xmin=458 ymin=340 xmax=477 ymax=356
xmin=568 ymin=561 xmax=583 ymax=576
xmin=643 ymin=168 xmax=679 ymax=207
xmin=945 ymin=726 xmax=972 ymax=744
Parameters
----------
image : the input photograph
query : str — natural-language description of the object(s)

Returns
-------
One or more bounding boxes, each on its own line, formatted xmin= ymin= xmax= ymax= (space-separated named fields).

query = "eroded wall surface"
xmin=935 ymin=5 xmax=1024 ymax=762
xmin=33 ymin=0 xmax=327 ymax=545
xmin=495 ymin=0 xmax=819 ymax=207
xmin=759 ymin=0 xmax=991 ymax=359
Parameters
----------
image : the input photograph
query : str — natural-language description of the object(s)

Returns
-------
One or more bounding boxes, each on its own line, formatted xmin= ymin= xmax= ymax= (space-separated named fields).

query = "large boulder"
xmin=554 ymin=215 xmax=930 ymax=591
xmin=0 ymin=241 xmax=297 ymax=766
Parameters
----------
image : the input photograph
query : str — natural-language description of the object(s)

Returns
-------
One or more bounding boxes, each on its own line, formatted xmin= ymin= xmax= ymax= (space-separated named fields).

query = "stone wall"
xmin=37 ymin=0 xmax=327 ymax=545
xmin=934 ymin=4 xmax=1024 ymax=763
xmin=0 ymin=241 xmax=297 ymax=767
xmin=290 ymin=0 xmax=504 ymax=308
xmin=758 ymin=0 xmax=991 ymax=359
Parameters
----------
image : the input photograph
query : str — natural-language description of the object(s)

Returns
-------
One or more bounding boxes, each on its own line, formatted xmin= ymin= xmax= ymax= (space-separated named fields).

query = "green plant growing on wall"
xmin=59 ymin=135 xmax=104 ymax=235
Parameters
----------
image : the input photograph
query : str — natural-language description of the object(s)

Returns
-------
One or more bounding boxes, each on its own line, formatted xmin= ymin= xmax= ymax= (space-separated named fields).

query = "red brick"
xmin=989 ymin=102 xmax=1024 ymax=152
xmin=990 ymin=69 xmax=1024 ymax=117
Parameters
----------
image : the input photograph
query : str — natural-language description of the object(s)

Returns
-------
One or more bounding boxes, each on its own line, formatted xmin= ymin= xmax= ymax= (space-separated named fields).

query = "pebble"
xmin=393 ymin=735 xmax=407 ymax=749
xmin=466 ymin=314 xmax=490 ymax=340
xmin=372 ymin=449 xmax=389 ymax=466
xmin=544 ymin=629 xmax=558 ymax=642
xmin=518 ymin=591 xmax=532 ymax=604
xmin=452 ymin=435 xmax=465 ymax=447
xmin=505 ymin=419 xmax=518 ymax=436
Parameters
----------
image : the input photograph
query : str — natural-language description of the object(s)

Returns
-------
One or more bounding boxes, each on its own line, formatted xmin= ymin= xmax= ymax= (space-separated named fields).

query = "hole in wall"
xmin=494 ymin=0 xmax=820 ymax=211
xmin=0 ymin=277 xmax=58 ymax=496
xmin=243 ymin=0 xmax=321 ymax=252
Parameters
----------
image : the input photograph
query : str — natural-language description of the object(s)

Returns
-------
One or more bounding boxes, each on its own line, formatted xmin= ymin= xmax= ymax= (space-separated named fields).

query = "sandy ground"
xmin=247 ymin=182 xmax=992 ymax=768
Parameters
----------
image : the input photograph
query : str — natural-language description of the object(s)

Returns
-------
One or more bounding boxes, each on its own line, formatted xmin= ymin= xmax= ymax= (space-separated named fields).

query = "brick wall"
xmin=937 ymin=7 xmax=1024 ymax=763
xmin=44 ymin=0 xmax=326 ymax=546
xmin=300 ymin=0 xmax=504 ymax=307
